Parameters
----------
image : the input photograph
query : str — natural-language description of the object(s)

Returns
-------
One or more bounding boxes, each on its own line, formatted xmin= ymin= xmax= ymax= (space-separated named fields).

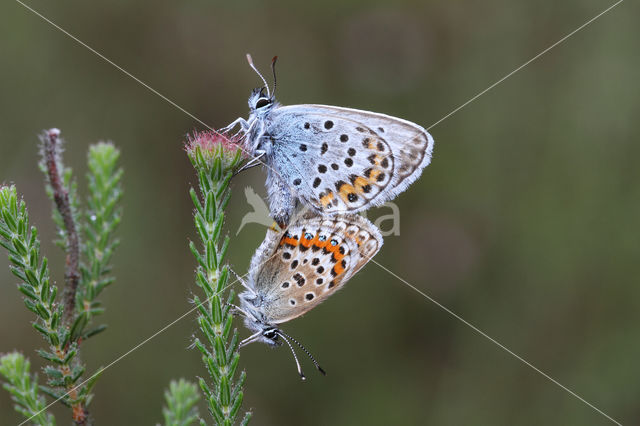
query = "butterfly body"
xmin=239 ymin=213 xmax=382 ymax=347
xmin=225 ymin=59 xmax=435 ymax=226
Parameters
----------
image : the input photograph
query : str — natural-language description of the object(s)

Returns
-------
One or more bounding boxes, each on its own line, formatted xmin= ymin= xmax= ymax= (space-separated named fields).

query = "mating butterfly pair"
xmin=227 ymin=55 xmax=434 ymax=378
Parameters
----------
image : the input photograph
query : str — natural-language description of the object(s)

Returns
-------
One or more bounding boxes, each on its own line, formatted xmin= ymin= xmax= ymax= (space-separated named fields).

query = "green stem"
xmin=187 ymin=142 xmax=250 ymax=425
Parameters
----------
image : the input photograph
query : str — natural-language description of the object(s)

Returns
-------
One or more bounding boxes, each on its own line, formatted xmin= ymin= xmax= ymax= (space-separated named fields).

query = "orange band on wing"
xmin=280 ymin=235 xmax=299 ymax=247
xmin=320 ymin=191 xmax=334 ymax=208
xmin=368 ymin=169 xmax=381 ymax=182
xmin=323 ymin=241 xmax=346 ymax=278
xmin=338 ymin=183 xmax=357 ymax=203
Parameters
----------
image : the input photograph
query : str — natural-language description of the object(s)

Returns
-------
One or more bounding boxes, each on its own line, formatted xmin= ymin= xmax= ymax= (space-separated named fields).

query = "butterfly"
xmin=236 ymin=212 xmax=383 ymax=379
xmin=222 ymin=55 xmax=435 ymax=227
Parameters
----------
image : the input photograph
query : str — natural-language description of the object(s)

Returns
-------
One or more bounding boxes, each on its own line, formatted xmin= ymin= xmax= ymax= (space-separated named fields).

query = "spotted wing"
xmin=248 ymin=214 xmax=382 ymax=324
xmin=267 ymin=104 xmax=433 ymax=213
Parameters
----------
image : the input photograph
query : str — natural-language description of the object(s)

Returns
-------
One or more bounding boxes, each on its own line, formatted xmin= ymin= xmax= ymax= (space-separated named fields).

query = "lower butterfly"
xmin=236 ymin=212 xmax=383 ymax=379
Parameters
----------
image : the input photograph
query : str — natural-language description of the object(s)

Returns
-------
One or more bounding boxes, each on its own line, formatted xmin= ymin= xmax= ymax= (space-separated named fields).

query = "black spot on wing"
xmin=293 ymin=273 xmax=305 ymax=287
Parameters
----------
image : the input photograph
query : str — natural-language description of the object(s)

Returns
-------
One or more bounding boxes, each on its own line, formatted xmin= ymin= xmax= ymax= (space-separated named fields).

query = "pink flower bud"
xmin=185 ymin=130 xmax=247 ymax=172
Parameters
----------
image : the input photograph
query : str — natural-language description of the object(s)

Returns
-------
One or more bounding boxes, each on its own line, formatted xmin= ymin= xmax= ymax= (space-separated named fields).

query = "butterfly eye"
xmin=255 ymin=98 xmax=270 ymax=109
xmin=330 ymin=239 xmax=338 ymax=246
xmin=318 ymin=235 xmax=326 ymax=241
xmin=263 ymin=328 xmax=277 ymax=339
xmin=304 ymin=233 xmax=313 ymax=240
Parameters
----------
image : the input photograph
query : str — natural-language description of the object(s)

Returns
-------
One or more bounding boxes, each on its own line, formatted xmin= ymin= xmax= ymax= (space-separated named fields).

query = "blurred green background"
xmin=1 ymin=0 xmax=638 ymax=424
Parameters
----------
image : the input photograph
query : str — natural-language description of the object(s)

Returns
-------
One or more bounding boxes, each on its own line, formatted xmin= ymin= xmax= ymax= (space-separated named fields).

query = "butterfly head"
xmin=259 ymin=326 xmax=280 ymax=344
xmin=244 ymin=320 xmax=282 ymax=346
xmin=248 ymin=87 xmax=276 ymax=115
xmin=246 ymin=54 xmax=278 ymax=118
xmin=238 ymin=290 xmax=281 ymax=346
xmin=238 ymin=291 xmax=326 ymax=379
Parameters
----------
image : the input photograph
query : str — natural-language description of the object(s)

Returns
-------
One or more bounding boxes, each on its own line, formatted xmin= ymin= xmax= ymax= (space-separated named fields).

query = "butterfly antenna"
xmin=276 ymin=332 xmax=306 ymax=380
xmin=278 ymin=330 xmax=326 ymax=376
xmin=270 ymin=56 xmax=278 ymax=97
xmin=246 ymin=53 xmax=270 ymax=97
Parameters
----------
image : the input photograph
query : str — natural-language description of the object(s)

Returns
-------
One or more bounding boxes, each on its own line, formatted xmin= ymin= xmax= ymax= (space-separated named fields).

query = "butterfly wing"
xmin=266 ymin=104 xmax=433 ymax=214
xmin=247 ymin=213 xmax=383 ymax=324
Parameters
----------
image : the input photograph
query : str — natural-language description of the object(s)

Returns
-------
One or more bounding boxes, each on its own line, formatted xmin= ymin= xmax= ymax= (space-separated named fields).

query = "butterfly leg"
xmin=229 ymin=267 xmax=256 ymax=296
xmin=234 ymin=151 xmax=266 ymax=176
xmin=227 ymin=302 xmax=252 ymax=318
xmin=240 ymin=330 xmax=263 ymax=347
xmin=219 ymin=117 xmax=250 ymax=135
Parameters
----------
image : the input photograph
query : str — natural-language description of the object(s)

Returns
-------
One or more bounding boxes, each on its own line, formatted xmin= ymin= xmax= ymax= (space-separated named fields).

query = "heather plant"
xmin=0 ymin=129 xmax=122 ymax=425
xmin=183 ymin=130 xmax=251 ymax=425
xmin=1 ymin=128 xmax=252 ymax=425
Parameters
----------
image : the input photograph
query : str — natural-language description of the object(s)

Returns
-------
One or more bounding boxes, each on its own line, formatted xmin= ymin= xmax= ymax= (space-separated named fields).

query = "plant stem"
xmin=41 ymin=128 xmax=80 ymax=323
xmin=0 ymin=184 xmax=88 ymax=424
xmin=186 ymin=133 xmax=250 ymax=425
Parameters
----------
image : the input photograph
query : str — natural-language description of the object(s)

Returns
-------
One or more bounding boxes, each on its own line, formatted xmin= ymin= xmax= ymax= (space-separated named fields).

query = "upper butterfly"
xmin=222 ymin=54 xmax=435 ymax=227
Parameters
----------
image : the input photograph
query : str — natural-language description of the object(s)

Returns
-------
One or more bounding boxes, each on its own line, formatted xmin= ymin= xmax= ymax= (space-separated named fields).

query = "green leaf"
xmin=195 ymin=270 xmax=213 ymax=294
xmin=189 ymin=188 xmax=204 ymax=218
xmin=62 ymin=346 xmax=78 ymax=365
xmin=204 ymin=191 xmax=216 ymax=223
xmin=218 ymin=236 xmax=230 ymax=264
xmin=241 ymin=411 xmax=252 ymax=426
xmin=32 ymin=322 xmax=52 ymax=341
xmin=228 ymin=352 xmax=240 ymax=380
xmin=70 ymin=312 xmax=88 ymax=340
xmin=211 ymin=213 xmax=225 ymax=246
xmin=35 ymin=303 xmax=51 ymax=320
xmin=12 ymin=236 xmax=28 ymax=256
xmin=198 ymin=316 xmax=216 ymax=347
xmin=194 ymin=215 xmax=208 ymax=244
xmin=2 ymin=205 xmax=17 ymax=231
xmin=205 ymin=356 xmax=220 ymax=382
xmin=82 ymin=324 xmax=108 ymax=339
xmin=70 ymin=365 xmax=85 ymax=383
xmin=209 ymin=395 xmax=225 ymax=424
xmin=0 ymin=352 xmax=56 ymax=426
xmin=206 ymin=239 xmax=217 ymax=270
xmin=230 ymin=390 xmax=244 ymax=420
xmin=222 ymin=314 xmax=234 ymax=341
xmin=226 ymin=331 xmax=238 ymax=361
xmin=219 ymin=374 xmax=231 ymax=407
xmin=217 ymin=266 xmax=229 ymax=293
xmin=214 ymin=336 xmax=226 ymax=367
xmin=212 ymin=296 xmax=223 ymax=324
xmin=219 ymin=190 xmax=232 ymax=213
xmin=162 ymin=379 xmax=200 ymax=426
xmin=17 ymin=283 xmax=38 ymax=300
xmin=189 ymin=241 xmax=205 ymax=269
xmin=36 ymin=350 xmax=64 ymax=365
xmin=197 ymin=377 xmax=212 ymax=399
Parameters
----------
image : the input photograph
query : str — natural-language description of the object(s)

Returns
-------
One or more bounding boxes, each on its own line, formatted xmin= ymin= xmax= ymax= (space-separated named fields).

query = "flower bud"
xmin=185 ymin=130 xmax=247 ymax=173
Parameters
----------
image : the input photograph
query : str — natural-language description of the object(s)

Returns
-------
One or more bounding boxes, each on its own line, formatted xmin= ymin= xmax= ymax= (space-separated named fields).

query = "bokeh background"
xmin=1 ymin=0 xmax=638 ymax=424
